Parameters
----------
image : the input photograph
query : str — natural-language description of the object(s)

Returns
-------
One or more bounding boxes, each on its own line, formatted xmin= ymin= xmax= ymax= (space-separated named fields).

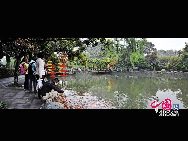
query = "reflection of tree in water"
xmin=112 ymin=77 xmax=188 ymax=109
xmin=153 ymin=78 xmax=188 ymax=108
xmin=65 ymin=73 xmax=98 ymax=95
xmin=113 ymin=77 xmax=159 ymax=109
xmin=66 ymin=73 xmax=112 ymax=95
xmin=114 ymin=91 xmax=128 ymax=108
xmin=171 ymin=79 xmax=188 ymax=108
xmin=107 ymin=79 xmax=113 ymax=92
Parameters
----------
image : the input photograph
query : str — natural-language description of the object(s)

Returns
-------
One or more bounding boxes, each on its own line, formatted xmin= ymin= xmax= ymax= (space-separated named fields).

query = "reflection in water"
xmin=114 ymin=91 xmax=128 ymax=108
xmin=58 ymin=72 xmax=188 ymax=109
xmin=147 ymin=89 xmax=185 ymax=109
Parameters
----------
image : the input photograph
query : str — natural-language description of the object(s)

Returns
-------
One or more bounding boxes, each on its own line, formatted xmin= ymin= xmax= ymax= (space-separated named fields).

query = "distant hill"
xmin=157 ymin=50 xmax=179 ymax=57
xmin=85 ymin=43 xmax=103 ymax=58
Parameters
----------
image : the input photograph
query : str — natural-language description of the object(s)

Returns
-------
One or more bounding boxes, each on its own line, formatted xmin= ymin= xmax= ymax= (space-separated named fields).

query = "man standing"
xmin=35 ymin=52 xmax=46 ymax=98
xmin=28 ymin=56 xmax=37 ymax=94
xmin=36 ymin=52 xmax=46 ymax=80
xmin=23 ymin=56 xmax=29 ymax=92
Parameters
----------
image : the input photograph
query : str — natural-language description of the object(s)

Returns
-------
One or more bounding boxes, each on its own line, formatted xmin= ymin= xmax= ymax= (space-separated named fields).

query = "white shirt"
xmin=36 ymin=58 xmax=45 ymax=78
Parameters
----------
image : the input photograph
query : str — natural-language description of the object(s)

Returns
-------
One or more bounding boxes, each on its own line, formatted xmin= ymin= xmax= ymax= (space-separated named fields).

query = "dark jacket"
xmin=38 ymin=81 xmax=64 ymax=97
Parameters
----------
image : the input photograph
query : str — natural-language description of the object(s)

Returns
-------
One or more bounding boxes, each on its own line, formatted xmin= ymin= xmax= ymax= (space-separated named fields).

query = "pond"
xmin=58 ymin=72 xmax=188 ymax=109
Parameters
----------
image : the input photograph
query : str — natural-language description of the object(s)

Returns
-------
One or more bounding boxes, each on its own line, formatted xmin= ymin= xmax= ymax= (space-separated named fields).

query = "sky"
xmin=111 ymin=38 xmax=188 ymax=51
xmin=147 ymin=38 xmax=188 ymax=51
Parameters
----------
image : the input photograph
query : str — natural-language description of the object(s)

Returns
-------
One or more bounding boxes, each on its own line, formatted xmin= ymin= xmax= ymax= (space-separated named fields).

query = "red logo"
xmin=150 ymin=98 xmax=172 ymax=111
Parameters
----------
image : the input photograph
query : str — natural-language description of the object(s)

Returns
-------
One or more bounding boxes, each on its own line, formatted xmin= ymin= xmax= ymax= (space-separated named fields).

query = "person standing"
xmin=36 ymin=52 xmax=46 ymax=80
xmin=35 ymin=52 xmax=46 ymax=98
xmin=23 ymin=56 xmax=29 ymax=92
xmin=19 ymin=62 xmax=26 ymax=75
xmin=28 ymin=56 xmax=37 ymax=94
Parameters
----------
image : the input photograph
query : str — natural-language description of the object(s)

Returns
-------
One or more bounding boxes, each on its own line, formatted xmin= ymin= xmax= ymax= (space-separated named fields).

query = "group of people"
xmin=19 ymin=52 xmax=46 ymax=94
xmin=19 ymin=52 xmax=64 ymax=99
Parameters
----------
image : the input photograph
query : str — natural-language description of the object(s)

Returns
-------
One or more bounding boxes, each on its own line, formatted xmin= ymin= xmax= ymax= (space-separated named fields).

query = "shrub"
xmin=0 ymin=68 xmax=14 ymax=79
xmin=0 ymin=101 xmax=8 ymax=109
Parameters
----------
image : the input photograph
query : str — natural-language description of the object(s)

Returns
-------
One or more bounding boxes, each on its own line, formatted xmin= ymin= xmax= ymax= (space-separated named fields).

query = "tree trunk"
xmin=28 ymin=52 xmax=33 ymax=61
xmin=154 ymin=65 xmax=156 ymax=71
xmin=6 ymin=55 xmax=10 ymax=69
xmin=14 ymin=56 xmax=22 ymax=85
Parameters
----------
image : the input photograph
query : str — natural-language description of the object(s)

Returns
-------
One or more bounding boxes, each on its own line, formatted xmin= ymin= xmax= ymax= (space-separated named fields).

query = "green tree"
xmin=167 ymin=56 xmax=181 ymax=71
xmin=144 ymin=41 xmax=158 ymax=71
xmin=78 ymin=53 xmax=89 ymax=69
xmin=0 ymin=38 xmax=106 ymax=84
xmin=119 ymin=38 xmax=150 ymax=70
xmin=180 ymin=43 xmax=188 ymax=71
xmin=0 ymin=38 xmax=38 ymax=84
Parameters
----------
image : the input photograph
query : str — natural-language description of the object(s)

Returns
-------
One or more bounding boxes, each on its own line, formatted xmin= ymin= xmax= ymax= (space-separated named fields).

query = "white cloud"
xmin=147 ymin=38 xmax=188 ymax=51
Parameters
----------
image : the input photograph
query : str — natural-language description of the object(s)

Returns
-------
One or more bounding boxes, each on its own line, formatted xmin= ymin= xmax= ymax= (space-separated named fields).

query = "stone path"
xmin=0 ymin=75 xmax=25 ymax=88
xmin=0 ymin=75 xmax=43 ymax=109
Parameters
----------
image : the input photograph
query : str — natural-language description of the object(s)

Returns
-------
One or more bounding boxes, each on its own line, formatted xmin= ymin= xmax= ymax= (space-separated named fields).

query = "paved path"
xmin=0 ymin=75 xmax=43 ymax=109
xmin=0 ymin=75 xmax=25 ymax=88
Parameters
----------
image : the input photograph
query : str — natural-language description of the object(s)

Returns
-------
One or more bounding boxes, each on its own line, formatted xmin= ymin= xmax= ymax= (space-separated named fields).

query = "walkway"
xmin=0 ymin=75 xmax=43 ymax=109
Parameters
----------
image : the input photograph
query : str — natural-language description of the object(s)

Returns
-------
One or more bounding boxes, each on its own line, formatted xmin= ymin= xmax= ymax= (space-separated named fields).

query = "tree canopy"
xmin=1 ymin=38 xmax=188 ymax=84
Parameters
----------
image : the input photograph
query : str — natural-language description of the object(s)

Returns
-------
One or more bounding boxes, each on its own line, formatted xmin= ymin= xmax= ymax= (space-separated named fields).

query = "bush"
xmin=0 ymin=101 xmax=8 ymax=109
xmin=0 ymin=68 xmax=15 ymax=79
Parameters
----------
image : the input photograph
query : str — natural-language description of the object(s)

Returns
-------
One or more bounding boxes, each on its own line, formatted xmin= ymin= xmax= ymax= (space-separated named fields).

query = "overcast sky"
xmin=147 ymin=38 xmax=188 ymax=51
xmin=111 ymin=38 xmax=188 ymax=51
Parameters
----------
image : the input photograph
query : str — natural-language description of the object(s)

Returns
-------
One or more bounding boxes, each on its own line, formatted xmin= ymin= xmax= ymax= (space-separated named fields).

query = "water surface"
xmin=58 ymin=72 xmax=188 ymax=109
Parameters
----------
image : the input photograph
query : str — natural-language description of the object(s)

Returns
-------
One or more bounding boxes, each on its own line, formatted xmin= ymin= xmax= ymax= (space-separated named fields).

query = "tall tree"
xmin=119 ymin=38 xmax=149 ymax=70
xmin=180 ymin=42 xmax=188 ymax=71
xmin=0 ymin=38 xmax=107 ymax=84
